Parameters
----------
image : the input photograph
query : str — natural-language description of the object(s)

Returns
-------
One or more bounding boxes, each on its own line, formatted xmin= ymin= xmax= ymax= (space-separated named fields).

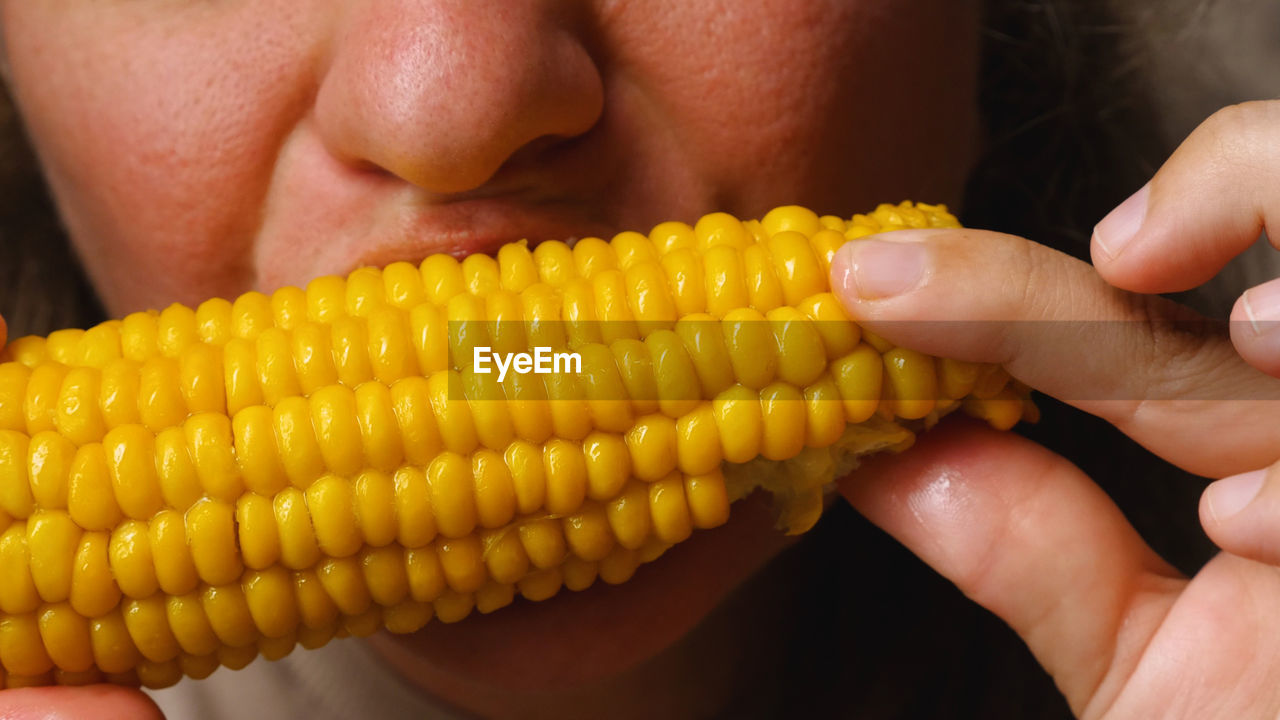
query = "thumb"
xmin=0 ymin=685 xmax=163 ymax=719
xmin=837 ymin=420 xmax=1185 ymax=715
xmin=1200 ymin=462 xmax=1280 ymax=565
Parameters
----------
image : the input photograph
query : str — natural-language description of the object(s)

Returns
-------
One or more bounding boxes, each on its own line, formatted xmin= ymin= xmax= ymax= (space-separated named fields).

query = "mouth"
xmin=348 ymin=196 xmax=621 ymax=275
xmin=366 ymin=490 xmax=794 ymax=696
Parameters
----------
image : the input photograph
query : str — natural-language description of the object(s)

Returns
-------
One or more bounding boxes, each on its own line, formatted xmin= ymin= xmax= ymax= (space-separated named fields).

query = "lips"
xmin=348 ymin=195 xmax=621 ymax=274
xmin=367 ymin=490 xmax=796 ymax=697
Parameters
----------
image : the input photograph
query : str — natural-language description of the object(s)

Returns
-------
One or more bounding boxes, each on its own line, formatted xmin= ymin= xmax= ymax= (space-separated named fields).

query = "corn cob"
xmin=0 ymin=202 xmax=1033 ymax=689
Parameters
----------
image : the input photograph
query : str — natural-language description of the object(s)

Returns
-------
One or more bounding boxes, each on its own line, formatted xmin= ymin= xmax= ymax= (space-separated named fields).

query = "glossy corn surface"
xmin=0 ymin=202 xmax=1033 ymax=688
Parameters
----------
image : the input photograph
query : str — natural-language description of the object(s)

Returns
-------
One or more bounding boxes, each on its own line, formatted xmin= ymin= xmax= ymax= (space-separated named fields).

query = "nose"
xmin=313 ymin=1 xmax=603 ymax=194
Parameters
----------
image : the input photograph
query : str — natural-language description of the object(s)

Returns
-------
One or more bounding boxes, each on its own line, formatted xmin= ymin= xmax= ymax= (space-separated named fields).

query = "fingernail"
xmin=1206 ymin=468 xmax=1266 ymax=521
xmin=1093 ymin=182 xmax=1150 ymax=260
xmin=834 ymin=237 xmax=928 ymax=300
xmin=1241 ymin=277 xmax=1280 ymax=336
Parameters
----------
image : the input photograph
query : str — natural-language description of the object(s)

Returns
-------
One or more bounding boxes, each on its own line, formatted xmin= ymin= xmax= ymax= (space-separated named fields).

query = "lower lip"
xmin=368 ymin=491 xmax=791 ymax=693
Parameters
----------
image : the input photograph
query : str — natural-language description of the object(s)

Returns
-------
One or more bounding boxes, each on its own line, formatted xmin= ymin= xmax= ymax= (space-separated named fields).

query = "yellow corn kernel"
xmin=761 ymin=205 xmax=822 ymax=239
xmin=123 ymin=596 xmax=181 ymax=663
xmin=353 ymin=470 xmax=397 ymax=548
xmin=27 ymin=510 xmax=81 ymax=603
xmin=517 ymin=519 xmax=567 ymax=570
xmin=70 ymin=532 xmax=120 ymax=618
xmin=583 ymin=433 xmax=630 ymax=501
xmin=67 ymin=444 xmax=124 ymax=532
xmin=273 ymin=488 xmax=322 ymax=570
xmin=0 ymin=524 xmax=40 ymax=614
xmin=243 ymin=567 xmax=300 ymax=639
xmin=431 ymin=591 xmax=474 ymax=624
xmin=236 ymin=492 xmax=281 ymax=570
xmin=108 ymin=521 xmax=158 ymax=599
xmin=482 ymin=530 xmax=529 ymax=585
xmin=0 ymin=363 xmax=31 ymax=431
xmin=598 ymin=546 xmax=641 ymax=585
xmin=28 ymin=431 xmax=75 ymax=510
xmin=271 ymin=286 xmax=308 ymax=331
xmin=231 ymin=292 xmax=273 ymax=340
xmin=648 ymin=473 xmax=693 ymax=545
xmin=561 ymin=556 xmax=598 ymax=592
xmin=361 ymin=545 xmax=409 ymax=608
xmin=201 ymin=584 xmax=257 ymax=648
xmin=0 ymin=203 xmax=1031 ymax=688
xmin=426 ymin=452 xmax=477 ymax=539
xmin=54 ymin=368 xmax=105 ymax=446
xmin=137 ymin=358 xmax=186 ymax=432
xmin=404 ymin=548 xmax=447 ymax=604
xmin=39 ymin=604 xmax=95 ymax=672
xmin=625 ymin=414 xmax=677 ymax=482
xmin=516 ymin=568 xmax=563 ymax=603
xmin=882 ymin=348 xmax=938 ymax=420
xmin=542 ymin=438 xmax=588 ymax=516
xmin=2 ymin=614 xmax=55 ymax=676
xmin=90 ymin=609 xmax=141 ymax=675
xmin=166 ymin=593 xmax=220 ymax=657
xmin=474 ymin=582 xmax=515 ymax=615
xmin=102 ymin=425 xmax=162 ymax=519
xmin=685 ymin=470 xmax=731 ymax=530
xmin=713 ymin=385 xmax=763 ymax=464
xmin=26 ymin=363 xmax=69 ymax=436
xmin=436 ymin=535 xmax=487 ymax=594
xmin=293 ymin=570 xmax=340 ymax=630
xmin=606 ymin=481 xmax=653 ymax=550
xmin=306 ymin=475 xmax=362 ymax=559
xmin=185 ymin=498 xmax=243 ymax=586
xmin=154 ymin=426 xmax=202 ymax=511
xmin=563 ymin=504 xmax=615 ymax=562
xmin=150 ymin=512 xmax=200 ymax=597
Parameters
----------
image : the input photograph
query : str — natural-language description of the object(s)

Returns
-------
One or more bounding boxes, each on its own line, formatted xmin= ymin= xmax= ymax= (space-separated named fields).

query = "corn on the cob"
xmin=0 ymin=202 xmax=1033 ymax=689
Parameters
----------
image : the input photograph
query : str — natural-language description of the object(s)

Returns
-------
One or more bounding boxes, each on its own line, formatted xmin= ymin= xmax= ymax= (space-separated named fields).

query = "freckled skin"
xmin=0 ymin=0 xmax=979 ymax=713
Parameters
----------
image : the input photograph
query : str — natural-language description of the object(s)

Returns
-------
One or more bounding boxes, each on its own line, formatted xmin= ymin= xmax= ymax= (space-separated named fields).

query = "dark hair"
xmin=0 ymin=96 xmax=102 ymax=338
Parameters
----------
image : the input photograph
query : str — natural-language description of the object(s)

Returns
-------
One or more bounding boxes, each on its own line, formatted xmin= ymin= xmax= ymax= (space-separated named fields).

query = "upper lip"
xmin=349 ymin=194 xmax=618 ymax=274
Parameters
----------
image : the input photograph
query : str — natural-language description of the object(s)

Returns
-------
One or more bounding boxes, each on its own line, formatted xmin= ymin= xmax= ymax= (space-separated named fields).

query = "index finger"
xmin=829 ymin=227 xmax=1280 ymax=478
xmin=1091 ymin=101 xmax=1280 ymax=294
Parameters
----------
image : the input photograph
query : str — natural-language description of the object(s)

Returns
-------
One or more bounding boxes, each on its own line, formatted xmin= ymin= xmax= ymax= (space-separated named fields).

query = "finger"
xmin=0 ymin=685 xmax=163 ymax=720
xmin=828 ymin=227 xmax=1280 ymax=477
xmin=1229 ymin=279 xmax=1280 ymax=378
xmin=838 ymin=420 xmax=1185 ymax=715
xmin=1200 ymin=461 xmax=1280 ymax=565
xmin=1090 ymin=100 xmax=1280 ymax=295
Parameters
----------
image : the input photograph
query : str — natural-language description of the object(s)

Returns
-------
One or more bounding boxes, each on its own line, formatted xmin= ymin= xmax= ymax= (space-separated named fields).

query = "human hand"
xmin=0 ymin=685 xmax=163 ymax=720
xmin=1087 ymin=100 xmax=1280 ymax=570
xmin=825 ymin=101 xmax=1280 ymax=716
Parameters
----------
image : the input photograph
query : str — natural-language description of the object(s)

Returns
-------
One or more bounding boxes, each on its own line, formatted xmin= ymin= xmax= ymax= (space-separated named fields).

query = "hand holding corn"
xmin=0 ymin=203 xmax=1034 ymax=689
xmin=824 ymin=104 xmax=1280 ymax=718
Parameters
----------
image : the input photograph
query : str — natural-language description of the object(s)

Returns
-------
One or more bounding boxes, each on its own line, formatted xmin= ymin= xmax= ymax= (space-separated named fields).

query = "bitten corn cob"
xmin=0 ymin=202 xmax=1033 ymax=689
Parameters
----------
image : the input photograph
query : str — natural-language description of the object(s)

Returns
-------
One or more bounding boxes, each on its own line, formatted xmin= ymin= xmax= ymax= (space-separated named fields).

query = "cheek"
xmin=606 ymin=0 xmax=980 ymax=215
xmin=3 ymin=3 xmax=316 ymax=315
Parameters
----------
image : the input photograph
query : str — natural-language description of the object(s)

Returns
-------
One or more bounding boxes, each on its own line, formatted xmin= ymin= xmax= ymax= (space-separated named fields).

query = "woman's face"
xmin=0 ymin=0 xmax=979 ymax=709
